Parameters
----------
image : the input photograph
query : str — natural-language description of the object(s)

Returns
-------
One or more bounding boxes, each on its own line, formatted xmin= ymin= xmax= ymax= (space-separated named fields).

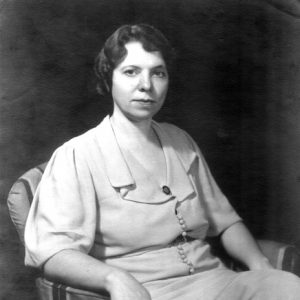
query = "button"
xmin=182 ymin=231 xmax=187 ymax=237
xmin=183 ymin=258 xmax=188 ymax=263
xmin=181 ymin=224 xmax=187 ymax=230
xmin=189 ymin=268 xmax=195 ymax=274
xmin=162 ymin=185 xmax=171 ymax=195
xmin=176 ymin=212 xmax=183 ymax=218
xmin=179 ymin=220 xmax=185 ymax=225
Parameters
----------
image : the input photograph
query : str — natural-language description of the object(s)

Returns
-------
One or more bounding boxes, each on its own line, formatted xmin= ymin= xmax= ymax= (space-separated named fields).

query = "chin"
xmin=127 ymin=111 xmax=157 ymax=122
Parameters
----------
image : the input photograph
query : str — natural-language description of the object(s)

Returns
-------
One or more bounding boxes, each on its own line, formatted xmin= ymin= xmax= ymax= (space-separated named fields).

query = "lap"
xmin=146 ymin=269 xmax=300 ymax=300
xmin=217 ymin=269 xmax=300 ymax=300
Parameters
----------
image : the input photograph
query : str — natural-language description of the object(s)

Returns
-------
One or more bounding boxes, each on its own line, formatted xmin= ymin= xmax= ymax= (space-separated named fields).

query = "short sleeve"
xmin=24 ymin=142 xmax=97 ymax=268
xmin=184 ymin=132 xmax=242 ymax=236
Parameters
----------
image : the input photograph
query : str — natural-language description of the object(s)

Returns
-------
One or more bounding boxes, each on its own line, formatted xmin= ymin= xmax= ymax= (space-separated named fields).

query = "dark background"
xmin=1 ymin=0 xmax=300 ymax=299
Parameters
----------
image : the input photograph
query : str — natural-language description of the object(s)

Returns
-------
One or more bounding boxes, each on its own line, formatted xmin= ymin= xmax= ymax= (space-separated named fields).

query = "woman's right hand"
xmin=105 ymin=269 xmax=151 ymax=300
xmin=43 ymin=249 xmax=150 ymax=300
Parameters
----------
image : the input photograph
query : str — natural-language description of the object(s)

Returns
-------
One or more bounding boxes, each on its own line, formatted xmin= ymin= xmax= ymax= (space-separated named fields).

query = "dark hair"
xmin=94 ymin=24 xmax=176 ymax=96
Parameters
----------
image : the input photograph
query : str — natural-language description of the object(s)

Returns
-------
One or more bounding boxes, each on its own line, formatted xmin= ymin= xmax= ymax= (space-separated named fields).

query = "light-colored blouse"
xmin=25 ymin=115 xmax=241 ymax=284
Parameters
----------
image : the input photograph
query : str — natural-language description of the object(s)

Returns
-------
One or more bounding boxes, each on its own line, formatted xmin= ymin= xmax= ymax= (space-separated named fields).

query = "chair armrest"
xmin=207 ymin=237 xmax=300 ymax=275
xmin=257 ymin=239 xmax=300 ymax=275
xmin=36 ymin=277 xmax=110 ymax=300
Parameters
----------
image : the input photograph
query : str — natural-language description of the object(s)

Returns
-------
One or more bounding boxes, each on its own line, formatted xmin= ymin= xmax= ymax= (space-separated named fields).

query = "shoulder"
xmin=64 ymin=127 xmax=96 ymax=150
xmin=41 ymin=128 xmax=99 ymax=177
xmin=48 ymin=117 xmax=113 ymax=173
xmin=156 ymin=121 xmax=198 ymax=151
xmin=56 ymin=117 xmax=106 ymax=155
xmin=155 ymin=121 xmax=201 ymax=171
xmin=61 ymin=115 xmax=111 ymax=150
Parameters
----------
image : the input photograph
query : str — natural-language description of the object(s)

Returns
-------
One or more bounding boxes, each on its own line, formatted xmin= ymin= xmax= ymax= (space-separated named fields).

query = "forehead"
xmin=117 ymin=41 xmax=166 ymax=68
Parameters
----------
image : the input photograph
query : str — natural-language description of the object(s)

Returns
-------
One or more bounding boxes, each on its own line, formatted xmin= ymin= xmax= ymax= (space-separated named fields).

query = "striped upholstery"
xmin=36 ymin=278 xmax=109 ymax=300
xmin=257 ymin=240 xmax=300 ymax=275
xmin=6 ymin=164 xmax=300 ymax=299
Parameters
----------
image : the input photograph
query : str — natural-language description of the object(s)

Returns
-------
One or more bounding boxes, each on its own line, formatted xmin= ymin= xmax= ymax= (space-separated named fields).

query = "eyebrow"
xmin=120 ymin=64 xmax=167 ymax=70
xmin=153 ymin=65 xmax=167 ymax=69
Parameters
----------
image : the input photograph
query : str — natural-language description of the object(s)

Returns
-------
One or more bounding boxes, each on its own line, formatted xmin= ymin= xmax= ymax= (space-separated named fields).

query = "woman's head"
xmin=94 ymin=24 xmax=175 ymax=96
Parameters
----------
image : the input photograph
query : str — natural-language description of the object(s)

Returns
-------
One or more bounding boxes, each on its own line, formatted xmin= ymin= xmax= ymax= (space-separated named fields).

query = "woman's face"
xmin=111 ymin=41 xmax=169 ymax=122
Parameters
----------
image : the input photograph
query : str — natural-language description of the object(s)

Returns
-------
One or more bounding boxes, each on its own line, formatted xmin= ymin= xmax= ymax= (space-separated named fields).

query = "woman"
xmin=25 ymin=24 xmax=300 ymax=300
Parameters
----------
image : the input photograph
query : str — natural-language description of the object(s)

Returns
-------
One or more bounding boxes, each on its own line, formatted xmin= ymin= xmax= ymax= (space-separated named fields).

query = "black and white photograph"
xmin=1 ymin=0 xmax=300 ymax=299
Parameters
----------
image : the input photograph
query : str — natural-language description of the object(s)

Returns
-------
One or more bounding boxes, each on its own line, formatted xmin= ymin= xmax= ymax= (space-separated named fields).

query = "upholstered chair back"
xmin=7 ymin=163 xmax=47 ymax=245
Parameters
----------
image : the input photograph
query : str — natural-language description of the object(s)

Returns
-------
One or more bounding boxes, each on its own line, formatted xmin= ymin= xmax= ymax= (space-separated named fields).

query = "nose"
xmin=138 ymin=73 xmax=152 ymax=91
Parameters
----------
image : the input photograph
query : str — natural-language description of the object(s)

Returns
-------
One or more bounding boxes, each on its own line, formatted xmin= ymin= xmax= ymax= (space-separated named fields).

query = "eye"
xmin=152 ymin=70 xmax=167 ymax=78
xmin=123 ymin=68 xmax=138 ymax=76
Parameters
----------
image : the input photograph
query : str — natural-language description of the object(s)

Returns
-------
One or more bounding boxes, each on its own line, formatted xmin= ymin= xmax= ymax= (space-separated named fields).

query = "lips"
xmin=131 ymin=99 xmax=157 ymax=107
xmin=132 ymin=99 xmax=155 ymax=103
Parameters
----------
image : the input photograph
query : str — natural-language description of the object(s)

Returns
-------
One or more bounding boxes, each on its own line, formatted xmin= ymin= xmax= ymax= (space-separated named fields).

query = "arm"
xmin=43 ymin=249 xmax=151 ymax=300
xmin=25 ymin=146 xmax=151 ymax=300
xmin=220 ymin=221 xmax=273 ymax=270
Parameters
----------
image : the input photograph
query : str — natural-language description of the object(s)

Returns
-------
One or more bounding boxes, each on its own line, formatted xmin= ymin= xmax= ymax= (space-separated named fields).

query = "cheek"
xmin=111 ymin=86 xmax=125 ymax=105
xmin=112 ymin=75 xmax=136 ymax=95
xmin=157 ymin=81 xmax=169 ymax=96
xmin=112 ymin=79 xmax=126 ymax=99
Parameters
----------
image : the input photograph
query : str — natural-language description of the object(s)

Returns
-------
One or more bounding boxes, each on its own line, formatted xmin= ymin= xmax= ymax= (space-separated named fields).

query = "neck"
xmin=110 ymin=111 xmax=153 ymax=145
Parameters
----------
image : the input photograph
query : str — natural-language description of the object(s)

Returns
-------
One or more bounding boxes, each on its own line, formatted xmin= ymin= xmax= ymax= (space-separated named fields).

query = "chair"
xmin=7 ymin=164 xmax=300 ymax=300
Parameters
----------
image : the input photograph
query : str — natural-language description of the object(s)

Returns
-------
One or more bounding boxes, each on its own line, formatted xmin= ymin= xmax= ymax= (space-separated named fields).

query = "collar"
xmin=95 ymin=116 xmax=134 ymax=188
xmin=95 ymin=116 xmax=197 ymax=204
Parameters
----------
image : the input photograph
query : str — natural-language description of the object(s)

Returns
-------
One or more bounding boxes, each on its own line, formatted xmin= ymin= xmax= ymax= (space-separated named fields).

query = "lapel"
xmin=152 ymin=121 xmax=197 ymax=203
xmin=95 ymin=116 xmax=197 ymax=204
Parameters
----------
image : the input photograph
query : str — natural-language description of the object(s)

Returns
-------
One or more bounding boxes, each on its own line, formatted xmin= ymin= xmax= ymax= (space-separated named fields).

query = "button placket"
xmin=174 ymin=205 xmax=195 ymax=274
